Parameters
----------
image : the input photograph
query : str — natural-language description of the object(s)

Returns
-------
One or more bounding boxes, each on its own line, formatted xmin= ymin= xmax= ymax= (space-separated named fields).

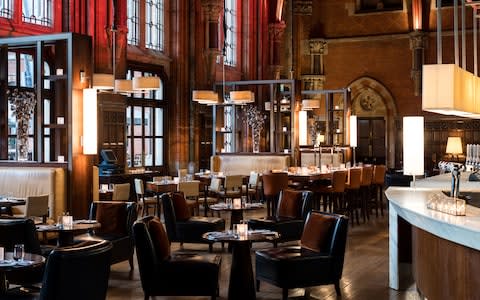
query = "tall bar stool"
xmin=345 ymin=167 xmax=362 ymax=226
xmin=360 ymin=165 xmax=374 ymax=222
xmin=371 ymin=164 xmax=387 ymax=217
xmin=314 ymin=170 xmax=347 ymax=213
xmin=262 ymin=172 xmax=289 ymax=216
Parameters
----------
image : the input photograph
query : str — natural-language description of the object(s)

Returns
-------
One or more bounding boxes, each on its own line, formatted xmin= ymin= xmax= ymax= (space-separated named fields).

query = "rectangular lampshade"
xmin=422 ymin=64 xmax=477 ymax=117
xmin=350 ymin=115 xmax=357 ymax=147
xmin=446 ymin=136 xmax=463 ymax=155
xmin=403 ymin=116 xmax=424 ymax=176
xmin=299 ymin=110 xmax=308 ymax=145
xmin=83 ymin=88 xmax=98 ymax=155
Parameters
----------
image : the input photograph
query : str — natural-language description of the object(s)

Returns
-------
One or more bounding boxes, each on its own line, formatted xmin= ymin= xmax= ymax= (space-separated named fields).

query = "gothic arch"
xmin=348 ymin=77 xmax=398 ymax=168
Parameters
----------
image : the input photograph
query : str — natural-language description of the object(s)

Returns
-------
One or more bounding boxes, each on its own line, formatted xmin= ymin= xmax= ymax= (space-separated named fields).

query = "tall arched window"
xmin=127 ymin=0 xmax=165 ymax=52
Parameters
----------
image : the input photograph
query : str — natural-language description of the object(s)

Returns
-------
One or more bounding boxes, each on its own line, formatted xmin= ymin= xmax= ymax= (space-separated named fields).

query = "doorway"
xmin=357 ymin=117 xmax=386 ymax=165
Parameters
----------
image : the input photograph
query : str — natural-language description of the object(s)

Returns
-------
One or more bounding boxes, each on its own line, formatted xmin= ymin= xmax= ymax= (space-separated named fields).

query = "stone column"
xmin=201 ymin=0 xmax=223 ymax=86
xmin=268 ymin=21 xmax=287 ymax=79
xmin=409 ymin=31 xmax=427 ymax=97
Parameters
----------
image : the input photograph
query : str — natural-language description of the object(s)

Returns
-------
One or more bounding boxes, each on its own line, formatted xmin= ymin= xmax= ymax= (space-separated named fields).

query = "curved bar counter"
xmin=387 ymin=186 xmax=480 ymax=299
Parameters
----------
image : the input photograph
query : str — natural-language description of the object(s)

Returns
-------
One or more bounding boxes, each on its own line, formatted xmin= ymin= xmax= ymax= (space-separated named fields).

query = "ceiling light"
xmin=92 ymin=73 xmax=115 ymax=90
xmin=132 ymin=76 xmax=161 ymax=90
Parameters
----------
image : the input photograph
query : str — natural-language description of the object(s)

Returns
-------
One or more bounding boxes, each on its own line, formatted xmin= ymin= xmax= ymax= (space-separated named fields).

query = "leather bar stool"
xmin=313 ymin=170 xmax=347 ymax=213
xmin=345 ymin=167 xmax=362 ymax=226
xmin=371 ymin=165 xmax=387 ymax=217
xmin=360 ymin=165 xmax=374 ymax=222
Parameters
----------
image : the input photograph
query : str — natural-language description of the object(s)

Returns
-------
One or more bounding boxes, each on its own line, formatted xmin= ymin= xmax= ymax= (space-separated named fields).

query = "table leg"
xmin=229 ymin=241 xmax=256 ymax=300
xmin=0 ymin=272 xmax=7 ymax=294
xmin=57 ymin=231 xmax=74 ymax=247
xmin=230 ymin=210 xmax=244 ymax=229
xmin=203 ymin=186 xmax=209 ymax=217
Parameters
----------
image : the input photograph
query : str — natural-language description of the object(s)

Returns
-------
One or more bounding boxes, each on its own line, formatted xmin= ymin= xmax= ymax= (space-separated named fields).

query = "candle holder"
xmin=426 ymin=192 xmax=466 ymax=216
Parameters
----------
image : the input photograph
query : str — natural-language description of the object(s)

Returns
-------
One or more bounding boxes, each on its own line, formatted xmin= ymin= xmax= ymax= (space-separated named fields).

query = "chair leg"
xmin=282 ymin=288 xmax=289 ymax=300
xmin=334 ymin=280 xmax=341 ymax=296
xmin=129 ymin=256 xmax=134 ymax=271
xmin=256 ymin=280 xmax=260 ymax=292
xmin=304 ymin=288 xmax=311 ymax=298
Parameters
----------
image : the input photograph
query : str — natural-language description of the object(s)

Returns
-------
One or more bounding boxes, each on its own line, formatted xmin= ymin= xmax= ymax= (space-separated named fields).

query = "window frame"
xmin=0 ymin=0 xmax=61 ymax=34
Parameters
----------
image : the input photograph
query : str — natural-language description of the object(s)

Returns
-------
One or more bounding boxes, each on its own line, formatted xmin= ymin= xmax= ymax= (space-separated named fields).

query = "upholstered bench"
xmin=210 ymin=154 xmax=290 ymax=176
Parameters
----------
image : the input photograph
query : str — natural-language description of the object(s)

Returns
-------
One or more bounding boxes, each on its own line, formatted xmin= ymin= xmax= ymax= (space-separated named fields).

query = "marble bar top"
xmin=386 ymin=186 xmax=480 ymax=251
xmin=411 ymin=171 xmax=480 ymax=190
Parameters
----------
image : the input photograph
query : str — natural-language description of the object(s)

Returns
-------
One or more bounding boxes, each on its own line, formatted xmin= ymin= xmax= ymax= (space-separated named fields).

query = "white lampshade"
xmin=350 ymin=115 xmax=357 ymax=147
xmin=446 ymin=136 xmax=463 ymax=155
xmin=302 ymin=99 xmax=320 ymax=110
xmin=114 ymin=79 xmax=133 ymax=93
xmin=403 ymin=116 xmax=424 ymax=176
xmin=229 ymin=91 xmax=255 ymax=104
xmin=422 ymin=64 xmax=476 ymax=117
xmin=299 ymin=110 xmax=308 ymax=145
xmin=192 ymin=90 xmax=219 ymax=104
xmin=83 ymin=88 xmax=98 ymax=155
xmin=132 ymin=76 xmax=161 ymax=90
xmin=92 ymin=73 xmax=114 ymax=90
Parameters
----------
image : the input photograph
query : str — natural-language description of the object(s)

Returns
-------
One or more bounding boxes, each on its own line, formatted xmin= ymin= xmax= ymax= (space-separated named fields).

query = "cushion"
xmin=300 ymin=213 xmax=337 ymax=253
xmin=148 ymin=217 xmax=170 ymax=261
xmin=277 ymin=189 xmax=302 ymax=219
xmin=95 ymin=203 xmax=127 ymax=236
xmin=171 ymin=192 xmax=191 ymax=221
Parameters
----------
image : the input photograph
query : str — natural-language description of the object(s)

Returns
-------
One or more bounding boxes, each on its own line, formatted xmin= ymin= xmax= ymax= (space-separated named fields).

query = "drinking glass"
xmin=13 ymin=244 xmax=24 ymax=261
xmin=241 ymin=196 xmax=247 ymax=207
xmin=226 ymin=198 xmax=232 ymax=208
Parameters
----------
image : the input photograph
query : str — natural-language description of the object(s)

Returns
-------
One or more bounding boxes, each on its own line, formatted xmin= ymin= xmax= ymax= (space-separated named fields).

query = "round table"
xmin=0 ymin=252 xmax=45 ymax=294
xmin=209 ymin=202 xmax=264 ymax=229
xmin=203 ymin=230 xmax=279 ymax=300
xmin=36 ymin=221 xmax=101 ymax=247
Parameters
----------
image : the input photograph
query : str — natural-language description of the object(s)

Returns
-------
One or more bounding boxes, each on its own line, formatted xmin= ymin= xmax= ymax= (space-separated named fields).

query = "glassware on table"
xmin=241 ymin=196 xmax=247 ymax=207
xmin=226 ymin=198 xmax=232 ymax=208
xmin=13 ymin=244 xmax=24 ymax=261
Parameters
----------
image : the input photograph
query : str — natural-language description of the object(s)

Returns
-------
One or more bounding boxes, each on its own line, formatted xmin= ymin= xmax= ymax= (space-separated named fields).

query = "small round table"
xmin=203 ymin=230 xmax=279 ymax=300
xmin=0 ymin=252 xmax=45 ymax=295
xmin=36 ymin=221 xmax=101 ymax=247
xmin=209 ymin=202 xmax=264 ymax=229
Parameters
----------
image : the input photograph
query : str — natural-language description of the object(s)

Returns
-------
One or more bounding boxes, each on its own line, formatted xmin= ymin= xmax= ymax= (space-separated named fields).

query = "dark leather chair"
xmin=262 ymin=172 xmax=289 ymax=216
xmin=76 ymin=201 xmax=137 ymax=273
xmin=161 ymin=192 xmax=225 ymax=252
xmin=248 ymin=189 xmax=313 ymax=246
xmin=255 ymin=210 xmax=349 ymax=299
xmin=39 ymin=240 xmax=112 ymax=300
xmin=133 ymin=216 xmax=221 ymax=300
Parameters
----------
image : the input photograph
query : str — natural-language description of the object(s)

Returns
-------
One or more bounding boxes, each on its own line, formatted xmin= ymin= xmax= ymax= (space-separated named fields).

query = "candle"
xmin=233 ymin=198 xmax=241 ymax=209
xmin=237 ymin=223 xmax=248 ymax=238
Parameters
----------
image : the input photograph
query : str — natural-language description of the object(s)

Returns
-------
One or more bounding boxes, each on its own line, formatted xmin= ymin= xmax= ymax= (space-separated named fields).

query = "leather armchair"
xmin=248 ymin=189 xmax=313 ymax=246
xmin=39 ymin=240 xmax=112 ymax=300
xmin=133 ymin=216 xmax=221 ymax=300
xmin=255 ymin=210 xmax=349 ymax=299
xmin=161 ymin=192 xmax=225 ymax=252
xmin=76 ymin=201 xmax=137 ymax=273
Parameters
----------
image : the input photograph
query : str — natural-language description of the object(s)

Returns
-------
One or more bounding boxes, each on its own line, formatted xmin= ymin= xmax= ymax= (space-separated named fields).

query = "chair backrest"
xmin=177 ymin=181 xmax=200 ymax=198
xmin=209 ymin=177 xmax=222 ymax=193
xmin=262 ymin=172 xmax=289 ymax=197
xmin=39 ymin=240 xmax=112 ymax=300
xmin=331 ymin=170 xmax=347 ymax=193
xmin=347 ymin=167 xmax=362 ymax=190
xmin=89 ymin=201 xmax=137 ymax=239
xmin=300 ymin=211 xmax=349 ymax=278
xmin=224 ymin=175 xmax=243 ymax=191
xmin=178 ymin=168 xmax=188 ymax=180
xmin=0 ymin=217 xmax=41 ymax=254
xmin=372 ymin=165 xmax=386 ymax=185
xmin=134 ymin=178 xmax=145 ymax=199
xmin=112 ymin=183 xmax=131 ymax=201
xmin=25 ymin=194 xmax=49 ymax=221
xmin=360 ymin=166 xmax=374 ymax=187
xmin=248 ymin=172 xmax=259 ymax=187
xmin=160 ymin=193 xmax=179 ymax=241
xmin=276 ymin=189 xmax=313 ymax=220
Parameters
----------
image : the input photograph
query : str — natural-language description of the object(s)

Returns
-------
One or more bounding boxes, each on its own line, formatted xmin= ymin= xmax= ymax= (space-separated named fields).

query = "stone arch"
xmin=348 ymin=77 xmax=398 ymax=168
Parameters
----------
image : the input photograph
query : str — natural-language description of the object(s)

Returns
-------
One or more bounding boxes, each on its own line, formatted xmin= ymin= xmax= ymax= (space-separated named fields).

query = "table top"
xmin=36 ymin=220 xmax=100 ymax=232
xmin=0 ymin=252 xmax=45 ymax=271
xmin=203 ymin=230 xmax=279 ymax=243
xmin=209 ymin=203 xmax=264 ymax=211
xmin=0 ymin=198 xmax=26 ymax=207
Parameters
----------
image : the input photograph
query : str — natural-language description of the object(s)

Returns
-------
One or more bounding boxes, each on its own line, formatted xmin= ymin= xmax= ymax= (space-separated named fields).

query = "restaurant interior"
xmin=1 ymin=0 xmax=480 ymax=299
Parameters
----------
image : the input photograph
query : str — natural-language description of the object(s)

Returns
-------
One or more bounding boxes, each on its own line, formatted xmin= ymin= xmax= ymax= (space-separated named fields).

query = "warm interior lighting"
xmin=92 ymin=73 xmax=115 ymax=90
xmin=83 ymin=88 xmax=98 ymax=155
xmin=403 ymin=116 xmax=424 ymax=177
xmin=114 ymin=79 xmax=133 ymax=94
xmin=446 ymin=136 xmax=463 ymax=155
xmin=412 ymin=0 xmax=422 ymax=30
xmin=299 ymin=110 xmax=308 ymax=145
xmin=229 ymin=91 xmax=254 ymax=104
xmin=350 ymin=115 xmax=357 ymax=147
xmin=302 ymin=99 xmax=320 ymax=110
xmin=422 ymin=64 xmax=478 ymax=117
xmin=133 ymin=76 xmax=161 ymax=90
xmin=192 ymin=90 xmax=219 ymax=105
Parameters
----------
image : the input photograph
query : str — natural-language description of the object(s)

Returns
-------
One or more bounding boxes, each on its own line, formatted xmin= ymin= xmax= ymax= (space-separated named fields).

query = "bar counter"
xmin=387 ymin=186 xmax=480 ymax=299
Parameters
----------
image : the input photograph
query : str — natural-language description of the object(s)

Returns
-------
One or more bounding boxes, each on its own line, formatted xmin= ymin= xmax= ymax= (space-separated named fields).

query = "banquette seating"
xmin=210 ymin=154 xmax=290 ymax=176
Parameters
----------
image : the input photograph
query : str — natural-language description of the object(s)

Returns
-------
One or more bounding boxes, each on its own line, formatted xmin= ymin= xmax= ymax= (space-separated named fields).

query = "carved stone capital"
xmin=409 ymin=30 xmax=427 ymax=50
xmin=309 ymin=39 xmax=328 ymax=55
xmin=201 ymin=0 xmax=223 ymax=22
xmin=269 ymin=22 xmax=287 ymax=42
xmin=293 ymin=0 xmax=313 ymax=15
xmin=301 ymin=75 xmax=326 ymax=91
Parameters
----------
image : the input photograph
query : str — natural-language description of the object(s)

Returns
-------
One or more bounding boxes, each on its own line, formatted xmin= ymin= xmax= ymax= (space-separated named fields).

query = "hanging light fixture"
xmin=192 ymin=90 xmax=220 ymax=105
xmin=114 ymin=79 xmax=133 ymax=94
xmin=132 ymin=76 xmax=161 ymax=91
xmin=92 ymin=73 xmax=115 ymax=90
xmin=301 ymin=99 xmax=320 ymax=110
xmin=229 ymin=90 xmax=254 ymax=104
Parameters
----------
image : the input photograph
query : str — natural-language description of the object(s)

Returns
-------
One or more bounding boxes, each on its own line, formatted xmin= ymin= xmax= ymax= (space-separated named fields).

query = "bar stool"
xmin=360 ymin=165 xmax=374 ymax=222
xmin=315 ymin=170 xmax=347 ymax=213
xmin=262 ymin=172 xmax=289 ymax=216
xmin=372 ymin=164 xmax=387 ymax=217
xmin=345 ymin=167 xmax=362 ymax=226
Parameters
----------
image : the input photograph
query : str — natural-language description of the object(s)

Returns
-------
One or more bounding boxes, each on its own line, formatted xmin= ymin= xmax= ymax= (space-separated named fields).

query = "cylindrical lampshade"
xmin=350 ymin=115 xmax=357 ymax=147
xmin=83 ymin=88 xmax=98 ymax=155
xmin=446 ymin=136 xmax=463 ymax=154
xmin=132 ymin=76 xmax=161 ymax=90
xmin=114 ymin=79 xmax=133 ymax=93
xmin=229 ymin=91 xmax=254 ymax=104
xmin=92 ymin=73 xmax=114 ymax=90
xmin=302 ymin=99 xmax=320 ymax=110
xmin=192 ymin=90 xmax=219 ymax=104
xmin=403 ymin=116 xmax=424 ymax=176
xmin=299 ymin=110 xmax=308 ymax=145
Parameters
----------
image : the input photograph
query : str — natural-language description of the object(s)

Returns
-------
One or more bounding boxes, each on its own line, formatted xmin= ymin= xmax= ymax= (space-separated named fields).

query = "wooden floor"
xmin=107 ymin=207 xmax=422 ymax=300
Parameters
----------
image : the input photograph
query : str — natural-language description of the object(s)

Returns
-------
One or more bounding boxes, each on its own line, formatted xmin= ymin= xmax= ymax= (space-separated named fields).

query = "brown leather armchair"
xmin=161 ymin=192 xmax=225 ymax=252
xmin=133 ymin=216 xmax=221 ymax=300
xmin=248 ymin=189 xmax=313 ymax=246
xmin=255 ymin=210 xmax=349 ymax=299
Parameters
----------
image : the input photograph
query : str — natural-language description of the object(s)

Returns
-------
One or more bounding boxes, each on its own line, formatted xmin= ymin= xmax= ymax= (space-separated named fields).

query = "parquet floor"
xmin=107 ymin=207 xmax=422 ymax=300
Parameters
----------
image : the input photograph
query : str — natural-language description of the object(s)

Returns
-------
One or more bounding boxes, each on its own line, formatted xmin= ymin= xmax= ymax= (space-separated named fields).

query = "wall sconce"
xmin=350 ymin=115 xmax=357 ymax=165
xmin=403 ymin=116 xmax=424 ymax=186
xmin=83 ymin=88 xmax=98 ymax=155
